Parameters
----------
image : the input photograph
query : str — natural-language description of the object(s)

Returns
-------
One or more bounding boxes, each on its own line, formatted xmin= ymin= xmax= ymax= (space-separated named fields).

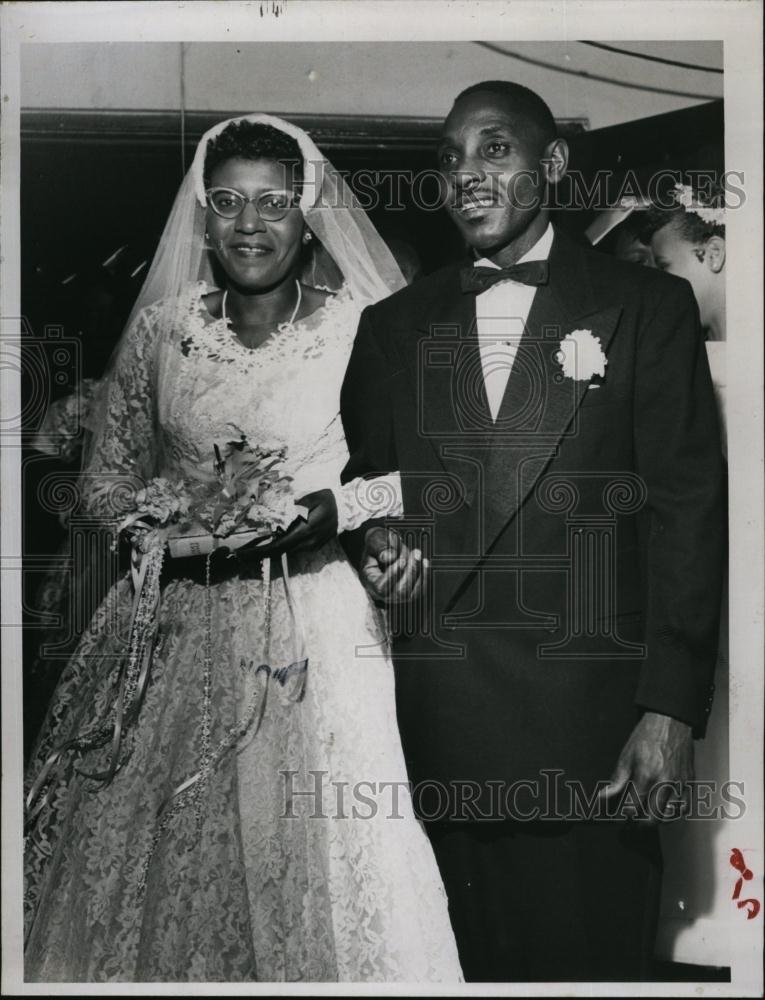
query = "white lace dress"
xmin=24 ymin=283 xmax=463 ymax=984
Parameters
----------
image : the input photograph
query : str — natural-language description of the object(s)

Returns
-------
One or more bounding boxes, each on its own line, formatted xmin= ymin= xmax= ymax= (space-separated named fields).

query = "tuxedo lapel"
xmin=398 ymin=237 xmax=623 ymax=609
xmin=409 ymin=265 xmax=493 ymax=480
xmin=480 ymin=229 xmax=623 ymax=554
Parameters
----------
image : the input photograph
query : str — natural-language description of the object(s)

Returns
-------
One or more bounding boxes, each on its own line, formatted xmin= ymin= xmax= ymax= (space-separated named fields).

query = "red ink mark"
xmin=729 ymin=849 xmax=761 ymax=920
xmin=730 ymin=848 xmax=752 ymax=877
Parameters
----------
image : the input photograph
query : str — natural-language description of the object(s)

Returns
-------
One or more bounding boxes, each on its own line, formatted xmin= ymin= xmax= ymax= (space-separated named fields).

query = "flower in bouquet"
xmin=134 ymin=478 xmax=191 ymax=524
xmin=118 ymin=478 xmax=191 ymax=552
xmin=199 ymin=428 xmax=293 ymax=539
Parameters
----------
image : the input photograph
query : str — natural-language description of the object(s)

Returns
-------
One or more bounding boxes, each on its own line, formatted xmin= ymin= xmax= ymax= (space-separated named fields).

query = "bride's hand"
xmin=236 ymin=489 xmax=339 ymax=562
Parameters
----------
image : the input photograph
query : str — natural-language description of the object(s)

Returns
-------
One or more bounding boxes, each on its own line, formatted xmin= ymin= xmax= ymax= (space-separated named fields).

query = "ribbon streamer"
xmin=136 ymin=550 xmax=308 ymax=898
xmin=25 ymin=542 xmax=165 ymax=831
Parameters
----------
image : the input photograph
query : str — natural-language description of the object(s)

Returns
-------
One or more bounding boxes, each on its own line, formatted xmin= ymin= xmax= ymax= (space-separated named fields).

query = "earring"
xmin=303 ymin=231 xmax=313 ymax=244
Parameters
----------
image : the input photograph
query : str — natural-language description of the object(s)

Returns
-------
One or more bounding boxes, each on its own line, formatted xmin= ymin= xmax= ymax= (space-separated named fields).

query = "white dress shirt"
xmin=473 ymin=222 xmax=554 ymax=421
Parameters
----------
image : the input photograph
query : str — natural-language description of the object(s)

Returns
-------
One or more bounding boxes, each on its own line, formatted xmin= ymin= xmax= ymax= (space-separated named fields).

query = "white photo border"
xmin=2 ymin=2 xmax=762 ymax=996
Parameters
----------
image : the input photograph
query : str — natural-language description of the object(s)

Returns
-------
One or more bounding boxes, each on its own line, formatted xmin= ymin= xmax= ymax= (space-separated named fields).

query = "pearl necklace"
xmin=221 ymin=279 xmax=302 ymax=333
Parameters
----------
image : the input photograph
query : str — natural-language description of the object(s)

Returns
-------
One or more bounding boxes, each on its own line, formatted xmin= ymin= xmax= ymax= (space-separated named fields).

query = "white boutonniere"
xmin=556 ymin=329 xmax=608 ymax=381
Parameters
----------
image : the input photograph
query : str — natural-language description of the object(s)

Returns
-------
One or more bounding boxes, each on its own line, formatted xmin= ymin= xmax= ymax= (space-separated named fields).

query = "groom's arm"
xmin=632 ymin=277 xmax=726 ymax=732
xmin=339 ymin=305 xmax=400 ymax=571
xmin=602 ymin=276 xmax=725 ymax=817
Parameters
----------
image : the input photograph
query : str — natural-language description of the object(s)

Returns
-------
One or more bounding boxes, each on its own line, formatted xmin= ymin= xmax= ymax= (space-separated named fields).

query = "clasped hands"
xmin=219 ymin=512 xmax=426 ymax=603
xmin=358 ymin=526 xmax=428 ymax=603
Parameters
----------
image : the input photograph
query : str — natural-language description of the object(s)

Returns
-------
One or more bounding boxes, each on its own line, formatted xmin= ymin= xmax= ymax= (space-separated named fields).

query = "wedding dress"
xmin=24 ymin=280 xmax=463 ymax=983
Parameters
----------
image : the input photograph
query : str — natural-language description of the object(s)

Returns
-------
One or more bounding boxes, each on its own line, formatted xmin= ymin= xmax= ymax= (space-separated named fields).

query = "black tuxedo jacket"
xmin=340 ymin=227 xmax=725 ymax=805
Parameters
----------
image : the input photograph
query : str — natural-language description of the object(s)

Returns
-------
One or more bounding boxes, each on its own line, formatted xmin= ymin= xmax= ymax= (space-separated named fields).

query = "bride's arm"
xmin=246 ymin=421 xmax=404 ymax=561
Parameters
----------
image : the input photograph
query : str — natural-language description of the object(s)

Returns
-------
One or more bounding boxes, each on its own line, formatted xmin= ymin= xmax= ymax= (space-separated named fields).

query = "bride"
xmin=24 ymin=113 xmax=463 ymax=983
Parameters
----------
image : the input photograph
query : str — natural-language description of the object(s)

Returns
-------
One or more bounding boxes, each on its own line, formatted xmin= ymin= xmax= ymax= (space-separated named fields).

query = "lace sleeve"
xmin=80 ymin=306 xmax=162 ymax=521
xmin=332 ymin=473 xmax=403 ymax=534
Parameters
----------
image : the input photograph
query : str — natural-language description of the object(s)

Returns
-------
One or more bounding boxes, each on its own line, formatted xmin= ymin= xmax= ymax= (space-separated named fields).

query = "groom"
xmin=340 ymin=81 xmax=725 ymax=982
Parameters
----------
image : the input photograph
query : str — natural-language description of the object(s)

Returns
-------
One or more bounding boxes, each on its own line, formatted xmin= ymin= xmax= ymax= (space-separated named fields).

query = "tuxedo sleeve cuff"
xmin=634 ymin=657 xmax=717 ymax=738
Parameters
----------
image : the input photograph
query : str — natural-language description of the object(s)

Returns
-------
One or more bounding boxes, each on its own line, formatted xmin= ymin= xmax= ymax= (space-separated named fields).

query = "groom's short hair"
xmin=453 ymin=80 xmax=558 ymax=150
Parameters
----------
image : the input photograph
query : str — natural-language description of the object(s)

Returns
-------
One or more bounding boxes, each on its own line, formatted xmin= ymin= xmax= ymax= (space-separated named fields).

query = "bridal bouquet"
xmin=118 ymin=426 xmax=295 ymax=557
xmin=25 ymin=430 xmax=298 ymax=828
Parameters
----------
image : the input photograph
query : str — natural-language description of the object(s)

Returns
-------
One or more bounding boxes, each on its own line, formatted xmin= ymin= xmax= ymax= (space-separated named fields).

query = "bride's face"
xmin=205 ymin=156 xmax=304 ymax=291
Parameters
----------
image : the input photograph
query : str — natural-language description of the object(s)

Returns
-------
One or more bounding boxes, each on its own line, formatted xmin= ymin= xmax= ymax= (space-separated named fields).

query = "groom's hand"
xmin=599 ymin=710 xmax=694 ymax=823
xmin=360 ymin=526 xmax=427 ymax=604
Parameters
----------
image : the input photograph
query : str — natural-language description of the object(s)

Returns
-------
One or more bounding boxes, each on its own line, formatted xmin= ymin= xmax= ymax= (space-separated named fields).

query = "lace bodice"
xmin=85 ymin=282 xmax=400 ymax=531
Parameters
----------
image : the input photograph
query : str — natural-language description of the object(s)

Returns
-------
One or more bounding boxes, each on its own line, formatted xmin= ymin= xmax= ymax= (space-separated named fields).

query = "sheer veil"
xmin=81 ymin=112 xmax=406 ymax=485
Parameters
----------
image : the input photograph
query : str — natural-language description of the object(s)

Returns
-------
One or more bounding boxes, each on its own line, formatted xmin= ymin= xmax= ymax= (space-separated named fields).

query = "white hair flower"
xmin=672 ymin=184 xmax=726 ymax=227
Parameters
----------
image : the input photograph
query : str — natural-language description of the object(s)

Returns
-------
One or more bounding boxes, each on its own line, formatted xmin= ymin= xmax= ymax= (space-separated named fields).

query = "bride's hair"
xmin=202 ymin=120 xmax=304 ymax=189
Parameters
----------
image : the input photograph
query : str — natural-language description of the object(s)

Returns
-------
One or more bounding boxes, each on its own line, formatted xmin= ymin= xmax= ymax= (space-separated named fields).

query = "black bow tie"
xmin=460 ymin=259 xmax=549 ymax=294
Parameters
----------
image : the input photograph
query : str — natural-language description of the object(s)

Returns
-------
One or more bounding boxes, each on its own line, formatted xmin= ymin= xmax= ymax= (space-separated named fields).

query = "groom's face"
xmin=438 ymin=92 xmax=549 ymax=254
